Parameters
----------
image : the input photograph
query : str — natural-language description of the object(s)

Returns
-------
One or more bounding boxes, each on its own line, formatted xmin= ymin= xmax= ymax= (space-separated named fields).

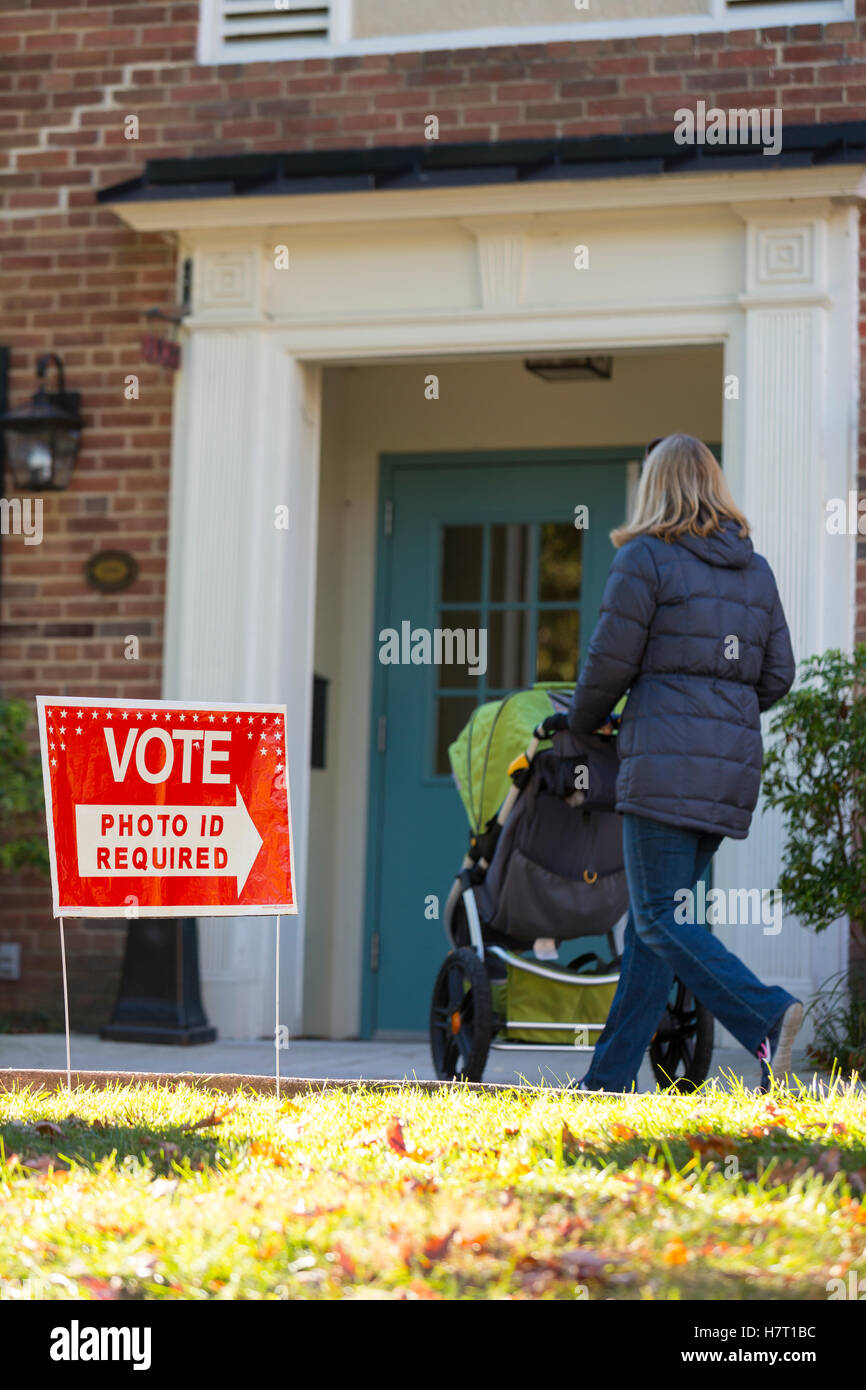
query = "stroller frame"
xmin=431 ymin=725 xmax=714 ymax=1087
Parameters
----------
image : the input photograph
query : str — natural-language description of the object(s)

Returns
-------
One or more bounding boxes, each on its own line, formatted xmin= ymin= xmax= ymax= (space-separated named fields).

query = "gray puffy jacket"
xmin=567 ymin=520 xmax=795 ymax=839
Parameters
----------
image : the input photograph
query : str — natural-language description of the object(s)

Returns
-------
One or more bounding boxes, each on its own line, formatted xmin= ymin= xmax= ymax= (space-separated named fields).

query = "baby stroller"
xmin=429 ymin=684 xmax=714 ymax=1090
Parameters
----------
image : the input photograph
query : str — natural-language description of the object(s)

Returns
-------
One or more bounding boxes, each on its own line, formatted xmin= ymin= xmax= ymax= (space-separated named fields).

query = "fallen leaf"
xmin=181 ymin=1103 xmax=236 ymax=1132
xmin=386 ymin=1117 xmax=408 ymax=1155
xmin=383 ymin=1117 xmax=433 ymax=1161
xmin=332 ymin=1244 xmax=356 ymax=1277
xmin=764 ymin=1157 xmax=810 ymax=1185
xmin=697 ymin=1239 xmax=731 ymax=1256
xmin=22 ymin=1154 xmax=58 ymax=1173
xmin=556 ymin=1216 xmax=589 ymax=1239
xmin=249 ymin=1139 xmax=290 ymax=1166
xmin=422 ymin=1229 xmax=455 ymax=1262
xmin=609 ymin=1122 xmax=637 ymax=1142
xmin=34 ymin=1121 xmax=62 ymax=1138
xmin=404 ymin=1176 xmax=438 ymax=1195
xmin=684 ymin=1133 xmax=738 ymax=1159
xmin=561 ymin=1121 xmax=578 ymax=1154
xmin=454 ymin=1230 xmax=490 ymax=1250
xmin=661 ymin=1239 xmax=689 ymax=1266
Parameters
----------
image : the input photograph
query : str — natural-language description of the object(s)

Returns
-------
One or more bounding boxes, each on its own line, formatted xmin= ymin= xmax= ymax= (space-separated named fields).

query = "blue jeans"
xmin=583 ymin=813 xmax=796 ymax=1092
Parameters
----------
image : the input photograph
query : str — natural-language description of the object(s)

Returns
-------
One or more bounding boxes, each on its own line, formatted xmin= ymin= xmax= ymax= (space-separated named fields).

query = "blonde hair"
xmin=611 ymin=434 xmax=750 ymax=548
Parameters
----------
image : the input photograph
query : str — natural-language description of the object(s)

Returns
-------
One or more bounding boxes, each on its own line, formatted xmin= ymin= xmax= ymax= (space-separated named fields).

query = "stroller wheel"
xmin=430 ymin=947 xmax=493 ymax=1083
xmin=648 ymin=980 xmax=714 ymax=1093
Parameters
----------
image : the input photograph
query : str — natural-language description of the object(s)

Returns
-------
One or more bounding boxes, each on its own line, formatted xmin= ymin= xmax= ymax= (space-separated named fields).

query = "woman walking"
xmin=565 ymin=434 xmax=802 ymax=1092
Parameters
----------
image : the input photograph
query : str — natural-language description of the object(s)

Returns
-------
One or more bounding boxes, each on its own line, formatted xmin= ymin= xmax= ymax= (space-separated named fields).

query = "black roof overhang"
xmin=98 ymin=121 xmax=866 ymax=205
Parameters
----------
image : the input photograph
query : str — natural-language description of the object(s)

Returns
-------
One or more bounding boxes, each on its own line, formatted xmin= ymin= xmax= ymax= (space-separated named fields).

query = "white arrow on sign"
xmin=74 ymin=786 xmax=263 ymax=897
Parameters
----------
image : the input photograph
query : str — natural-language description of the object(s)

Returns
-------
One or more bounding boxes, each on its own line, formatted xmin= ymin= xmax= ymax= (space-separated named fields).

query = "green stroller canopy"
xmin=447 ymin=684 xmax=573 ymax=834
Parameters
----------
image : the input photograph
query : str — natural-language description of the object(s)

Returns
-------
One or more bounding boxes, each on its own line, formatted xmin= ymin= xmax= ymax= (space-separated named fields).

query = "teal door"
xmin=363 ymin=450 xmax=632 ymax=1036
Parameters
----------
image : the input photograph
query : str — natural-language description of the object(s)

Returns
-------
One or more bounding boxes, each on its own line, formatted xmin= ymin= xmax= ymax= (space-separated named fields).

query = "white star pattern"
xmin=192 ymin=714 xmax=199 ymax=723
xmin=222 ymin=715 xmax=228 ymax=723
xmin=51 ymin=757 xmax=57 ymax=766
xmin=59 ymin=726 xmax=66 ymax=735
xmin=91 ymin=711 xmax=98 ymax=719
xmin=151 ymin=712 xmax=158 ymax=720
xmin=106 ymin=711 xmax=112 ymax=720
xmin=76 ymin=710 xmax=83 ymax=719
xmin=208 ymin=715 xmax=214 ymax=723
xmin=179 ymin=713 xmax=186 ymax=722
xmin=121 ymin=711 xmax=129 ymax=720
xmin=75 ymin=726 xmax=82 ymax=735
xmin=60 ymin=709 xmax=67 ymax=718
xmin=248 ymin=731 xmax=253 ymax=739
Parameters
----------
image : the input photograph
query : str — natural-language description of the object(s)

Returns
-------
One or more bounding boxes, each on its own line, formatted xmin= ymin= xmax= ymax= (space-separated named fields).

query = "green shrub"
xmin=762 ymin=646 xmax=866 ymax=935
xmin=0 ymin=697 xmax=49 ymax=876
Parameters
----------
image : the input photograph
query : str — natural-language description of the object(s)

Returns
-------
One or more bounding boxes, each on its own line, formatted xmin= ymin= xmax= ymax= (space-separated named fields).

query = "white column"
xmin=164 ymin=316 xmax=321 ymax=1038
xmin=713 ymin=204 xmax=855 ymax=1045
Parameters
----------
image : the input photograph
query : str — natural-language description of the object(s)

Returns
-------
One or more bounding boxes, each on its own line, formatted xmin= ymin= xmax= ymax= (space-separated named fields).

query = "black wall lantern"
xmin=0 ymin=352 xmax=83 ymax=491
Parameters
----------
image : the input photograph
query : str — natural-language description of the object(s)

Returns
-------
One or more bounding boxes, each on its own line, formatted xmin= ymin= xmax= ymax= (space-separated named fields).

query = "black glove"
xmin=534 ymin=712 xmax=568 ymax=740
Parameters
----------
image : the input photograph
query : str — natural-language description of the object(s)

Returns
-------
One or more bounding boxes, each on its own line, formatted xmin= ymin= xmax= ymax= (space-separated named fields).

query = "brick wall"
xmin=2 ymin=0 xmax=865 ymax=1026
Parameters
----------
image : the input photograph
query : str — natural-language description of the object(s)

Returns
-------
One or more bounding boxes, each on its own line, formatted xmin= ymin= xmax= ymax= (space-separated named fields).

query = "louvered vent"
xmin=219 ymin=1 xmax=330 ymax=48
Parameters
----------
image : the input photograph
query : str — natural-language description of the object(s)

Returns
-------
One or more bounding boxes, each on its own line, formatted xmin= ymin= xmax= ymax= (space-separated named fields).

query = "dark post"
xmin=101 ymin=917 xmax=216 ymax=1045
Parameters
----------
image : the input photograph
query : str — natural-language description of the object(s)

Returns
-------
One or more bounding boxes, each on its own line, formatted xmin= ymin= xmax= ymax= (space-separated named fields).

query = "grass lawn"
xmin=1 ymin=1076 xmax=865 ymax=1301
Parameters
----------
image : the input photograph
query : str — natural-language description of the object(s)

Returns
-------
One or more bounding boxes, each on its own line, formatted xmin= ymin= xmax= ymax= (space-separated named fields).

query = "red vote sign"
xmin=36 ymin=697 xmax=296 ymax=918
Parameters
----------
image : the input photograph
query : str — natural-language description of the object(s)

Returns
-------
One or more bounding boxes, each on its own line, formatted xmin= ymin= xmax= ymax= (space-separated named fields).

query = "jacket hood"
xmin=674 ymin=519 xmax=753 ymax=569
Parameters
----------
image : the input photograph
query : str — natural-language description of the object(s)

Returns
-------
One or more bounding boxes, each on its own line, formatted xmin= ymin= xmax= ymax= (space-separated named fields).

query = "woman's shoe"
xmin=757 ymin=1000 xmax=803 ymax=1091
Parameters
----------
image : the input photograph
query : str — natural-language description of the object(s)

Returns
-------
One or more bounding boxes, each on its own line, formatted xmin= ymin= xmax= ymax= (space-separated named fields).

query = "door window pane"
xmin=486 ymin=609 xmax=528 ymax=689
xmin=435 ymin=696 xmax=477 ymax=776
xmin=536 ymin=609 xmax=579 ymax=682
xmin=440 ymin=525 xmax=482 ymax=604
xmin=435 ymin=609 xmax=482 ymax=689
xmin=490 ymin=523 xmax=530 ymax=603
xmin=538 ymin=522 xmax=581 ymax=602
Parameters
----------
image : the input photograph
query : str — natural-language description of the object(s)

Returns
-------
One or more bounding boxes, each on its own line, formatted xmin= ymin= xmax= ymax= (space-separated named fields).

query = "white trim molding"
xmin=197 ymin=0 xmax=854 ymax=66
xmin=147 ymin=165 xmax=856 ymax=1036
xmin=105 ymin=165 xmax=866 ymax=237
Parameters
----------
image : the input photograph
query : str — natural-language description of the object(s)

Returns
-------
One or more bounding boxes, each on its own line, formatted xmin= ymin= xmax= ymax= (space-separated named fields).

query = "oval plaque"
xmin=84 ymin=550 xmax=139 ymax=594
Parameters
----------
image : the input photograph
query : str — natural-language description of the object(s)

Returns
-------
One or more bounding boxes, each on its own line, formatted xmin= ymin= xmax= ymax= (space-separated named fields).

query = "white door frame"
xmin=123 ymin=170 xmax=862 ymax=1038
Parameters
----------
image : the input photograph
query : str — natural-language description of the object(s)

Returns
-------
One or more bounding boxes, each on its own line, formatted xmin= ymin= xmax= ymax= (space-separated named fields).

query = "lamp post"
xmin=0 ymin=352 xmax=83 ymax=491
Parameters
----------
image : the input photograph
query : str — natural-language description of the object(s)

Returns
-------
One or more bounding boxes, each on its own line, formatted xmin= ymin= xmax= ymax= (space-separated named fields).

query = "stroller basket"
xmin=489 ymin=946 xmax=619 ymax=1046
